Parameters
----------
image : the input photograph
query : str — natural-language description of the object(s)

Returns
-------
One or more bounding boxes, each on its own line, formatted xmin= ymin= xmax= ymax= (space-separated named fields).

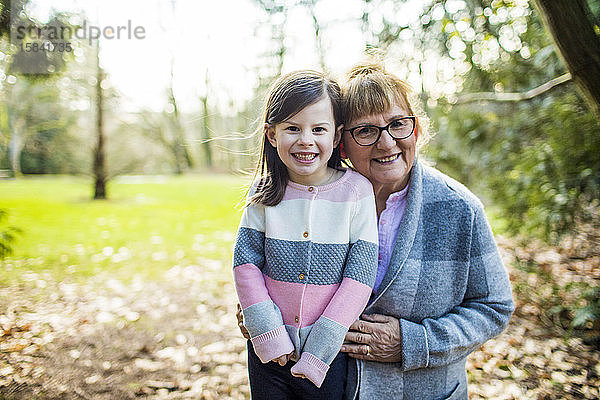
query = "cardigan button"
xmin=295 ymin=316 xmax=299 ymax=323
xmin=303 ymin=231 xmax=309 ymax=238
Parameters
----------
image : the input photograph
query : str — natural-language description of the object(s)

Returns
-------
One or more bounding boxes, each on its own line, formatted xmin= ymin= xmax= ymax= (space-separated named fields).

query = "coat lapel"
xmin=368 ymin=160 xmax=423 ymax=307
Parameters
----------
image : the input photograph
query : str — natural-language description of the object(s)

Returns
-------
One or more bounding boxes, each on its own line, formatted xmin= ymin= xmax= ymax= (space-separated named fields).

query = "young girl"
xmin=232 ymin=70 xmax=378 ymax=399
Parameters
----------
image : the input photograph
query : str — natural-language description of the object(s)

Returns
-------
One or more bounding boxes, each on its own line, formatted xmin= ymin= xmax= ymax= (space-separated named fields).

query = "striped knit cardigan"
xmin=233 ymin=169 xmax=378 ymax=387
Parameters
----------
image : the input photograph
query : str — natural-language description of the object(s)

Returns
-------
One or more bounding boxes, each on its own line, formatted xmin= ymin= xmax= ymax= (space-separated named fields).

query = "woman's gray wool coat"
xmin=346 ymin=161 xmax=515 ymax=400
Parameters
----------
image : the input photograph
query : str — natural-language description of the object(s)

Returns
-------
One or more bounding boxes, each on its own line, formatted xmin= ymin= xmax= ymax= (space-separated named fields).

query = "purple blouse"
xmin=373 ymin=184 xmax=409 ymax=293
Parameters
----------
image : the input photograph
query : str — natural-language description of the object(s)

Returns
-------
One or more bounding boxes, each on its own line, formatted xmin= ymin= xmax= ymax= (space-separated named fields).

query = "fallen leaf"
xmin=84 ymin=374 xmax=101 ymax=384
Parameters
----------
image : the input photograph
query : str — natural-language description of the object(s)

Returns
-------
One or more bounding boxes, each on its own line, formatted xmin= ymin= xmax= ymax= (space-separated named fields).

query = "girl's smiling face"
xmin=266 ymin=95 xmax=342 ymax=186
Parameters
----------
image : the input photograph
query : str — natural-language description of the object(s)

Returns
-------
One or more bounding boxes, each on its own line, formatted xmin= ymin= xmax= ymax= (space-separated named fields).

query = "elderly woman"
xmin=238 ymin=63 xmax=514 ymax=399
xmin=336 ymin=64 xmax=514 ymax=399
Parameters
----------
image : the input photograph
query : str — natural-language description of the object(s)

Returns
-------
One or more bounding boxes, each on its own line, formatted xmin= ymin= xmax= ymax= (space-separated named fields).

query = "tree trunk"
xmin=307 ymin=0 xmax=326 ymax=72
xmin=200 ymin=70 xmax=213 ymax=168
xmin=5 ymin=85 xmax=23 ymax=177
xmin=200 ymin=94 xmax=213 ymax=168
xmin=532 ymin=0 xmax=600 ymax=119
xmin=8 ymin=127 xmax=22 ymax=176
xmin=93 ymin=41 xmax=107 ymax=200
xmin=167 ymin=61 xmax=194 ymax=174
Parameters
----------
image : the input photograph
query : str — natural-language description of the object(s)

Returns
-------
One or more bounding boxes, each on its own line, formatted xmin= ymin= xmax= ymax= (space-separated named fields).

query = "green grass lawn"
xmin=0 ymin=174 xmax=251 ymax=285
xmin=0 ymin=173 xmax=511 ymax=286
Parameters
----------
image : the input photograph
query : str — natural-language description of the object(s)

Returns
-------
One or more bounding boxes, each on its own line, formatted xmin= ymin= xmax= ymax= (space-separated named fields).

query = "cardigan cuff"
xmin=400 ymin=318 xmax=429 ymax=371
xmin=290 ymin=352 xmax=329 ymax=388
xmin=251 ymin=325 xmax=294 ymax=363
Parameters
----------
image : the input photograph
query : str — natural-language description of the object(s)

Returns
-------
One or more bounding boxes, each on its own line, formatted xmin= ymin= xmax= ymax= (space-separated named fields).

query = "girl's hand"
xmin=236 ymin=304 xmax=251 ymax=340
xmin=237 ymin=304 xmax=293 ymax=366
xmin=273 ymin=352 xmax=293 ymax=366
xmin=290 ymin=369 xmax=306 ymax=379
xmin=340 ymin=313 xmax=403 ymax=363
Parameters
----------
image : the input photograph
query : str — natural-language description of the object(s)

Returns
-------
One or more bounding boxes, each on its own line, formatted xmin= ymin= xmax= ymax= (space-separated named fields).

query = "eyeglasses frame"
xmin=343 ymin=116 xmax=417 ymax=146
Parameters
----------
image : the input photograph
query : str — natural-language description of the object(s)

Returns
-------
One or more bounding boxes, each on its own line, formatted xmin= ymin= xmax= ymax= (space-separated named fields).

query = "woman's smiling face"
xmin=343 ymin=104 xmax=418 ymax=194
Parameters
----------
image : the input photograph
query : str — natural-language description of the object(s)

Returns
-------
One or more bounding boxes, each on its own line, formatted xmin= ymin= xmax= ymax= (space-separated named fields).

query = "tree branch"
xmin=452 ymin=73 xmax=572 ymax=104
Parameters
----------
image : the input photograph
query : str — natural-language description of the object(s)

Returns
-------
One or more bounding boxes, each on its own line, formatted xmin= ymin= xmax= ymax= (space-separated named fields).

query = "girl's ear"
xmin=265 ymin=123 xmax=277 ymax=147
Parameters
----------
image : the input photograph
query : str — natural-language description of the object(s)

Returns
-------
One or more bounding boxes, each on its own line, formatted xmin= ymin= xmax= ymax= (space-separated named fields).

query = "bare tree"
xmin=5 ymin=83 xmax=26 ymax=177
xmin=149 ymin=0 xmax=195 ymax=174
xmin=93 ymin=40 xmax=107 ymax=200
xmin=199 ymin=69 xmax=213 ymax=168
xmin=301 ymin=0 xmax=326 ymax=71
xmin=252 ymin=0 xmax=290 ymax=85
xmin=166 ymin=59 xmax=194 ymax=174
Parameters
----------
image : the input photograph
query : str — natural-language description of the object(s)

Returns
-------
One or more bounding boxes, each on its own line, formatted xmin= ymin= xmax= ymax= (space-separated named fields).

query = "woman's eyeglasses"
xmin=344 ymin=116 xmax=416 ymax=146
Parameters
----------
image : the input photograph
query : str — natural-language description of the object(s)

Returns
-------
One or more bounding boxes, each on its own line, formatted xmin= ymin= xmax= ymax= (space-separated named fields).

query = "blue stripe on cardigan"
xmin=234 ymin=227 xmax=378 ymax=286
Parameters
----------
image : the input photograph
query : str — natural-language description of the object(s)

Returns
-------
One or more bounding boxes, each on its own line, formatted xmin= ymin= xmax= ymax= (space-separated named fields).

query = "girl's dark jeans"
xmin=247 ymin=340 xmax=347 ymax=400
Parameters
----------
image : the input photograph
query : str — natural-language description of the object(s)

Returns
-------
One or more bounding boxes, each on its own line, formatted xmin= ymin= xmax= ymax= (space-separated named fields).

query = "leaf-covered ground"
xmin=466 ymin=235 xmax=599 ymax=400
xmin=1 ymin=238 xmax=598 ymax=400
xmin=0 ymin=262 xmax=248 ymax=400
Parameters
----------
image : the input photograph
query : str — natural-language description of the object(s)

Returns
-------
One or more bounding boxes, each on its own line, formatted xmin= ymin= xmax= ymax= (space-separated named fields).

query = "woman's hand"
xmin=340 ymin=313 xmax=403 ymax=363
xmin=236 ymin=303 xmax=251 ymax=340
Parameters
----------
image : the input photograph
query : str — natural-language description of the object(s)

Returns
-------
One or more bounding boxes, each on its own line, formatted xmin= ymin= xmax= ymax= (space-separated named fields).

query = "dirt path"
xmin=1 ymin=247 xmax=599 ymax=399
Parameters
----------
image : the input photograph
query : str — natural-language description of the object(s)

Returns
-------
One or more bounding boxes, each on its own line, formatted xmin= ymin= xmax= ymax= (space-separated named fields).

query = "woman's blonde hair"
xmin=342 ymin=63 xmax=431 ymax=149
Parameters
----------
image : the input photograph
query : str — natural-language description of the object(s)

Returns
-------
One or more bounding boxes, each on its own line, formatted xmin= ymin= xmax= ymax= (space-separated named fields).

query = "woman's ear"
xmin=265 ymin=123 xmax=277 ymax=147
xmin=414 ymin=118 xmax=419 ymax=141
xmin=336 ymin=125 xmax=347 ymax=159
xmin=334 ymin=124 xmax=343 ymax=147
xmin=339 ymin=141 xmax=347 ymax=159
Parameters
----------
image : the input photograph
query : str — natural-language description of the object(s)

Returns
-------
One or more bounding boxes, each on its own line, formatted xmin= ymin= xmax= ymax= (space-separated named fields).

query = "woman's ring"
xmin=366 ymin=345 xmax=371 ymax=356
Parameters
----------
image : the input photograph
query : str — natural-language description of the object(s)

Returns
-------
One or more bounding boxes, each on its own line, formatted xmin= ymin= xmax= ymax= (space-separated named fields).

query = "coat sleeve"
xmin=233 ymin=201 xmax=294 ymax=364
xmin=399 ymin=205 xmax=515 ymax=371
xmin=290 ymin=185 xmax=378 ymax=387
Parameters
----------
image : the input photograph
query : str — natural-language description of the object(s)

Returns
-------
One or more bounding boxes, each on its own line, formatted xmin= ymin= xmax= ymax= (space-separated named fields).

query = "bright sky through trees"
xmin=27 ymin=0 xmax=375 ymax=113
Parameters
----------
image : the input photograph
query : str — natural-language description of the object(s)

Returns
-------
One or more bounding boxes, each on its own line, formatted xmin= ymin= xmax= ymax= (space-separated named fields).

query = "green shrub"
xmin=0 ymin=209 xmax=20 ymax=259
xmin=430 ymin=90 xmax=600 ymax=242
xmin=572 ymin=286 xmax=600 ymax=330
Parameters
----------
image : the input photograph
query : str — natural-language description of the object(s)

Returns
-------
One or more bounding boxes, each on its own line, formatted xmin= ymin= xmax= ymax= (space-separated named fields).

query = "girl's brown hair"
xmin=342 ymin=63 xmax=431 ymax=148
xmin=250 ymin=70 xmax=343 ymax=207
